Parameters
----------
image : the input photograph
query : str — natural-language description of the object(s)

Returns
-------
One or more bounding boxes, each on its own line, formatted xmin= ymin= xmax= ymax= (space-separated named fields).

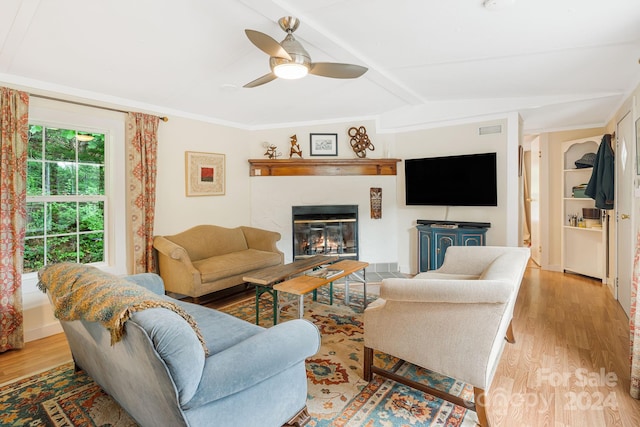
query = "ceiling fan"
xmin=243 ymin=16 xmax=368 ymax=88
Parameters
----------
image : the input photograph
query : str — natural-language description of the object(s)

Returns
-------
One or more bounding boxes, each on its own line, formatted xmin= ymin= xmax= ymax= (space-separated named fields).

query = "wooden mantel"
xmin=248 ymin=158 xmax=401 ymax=177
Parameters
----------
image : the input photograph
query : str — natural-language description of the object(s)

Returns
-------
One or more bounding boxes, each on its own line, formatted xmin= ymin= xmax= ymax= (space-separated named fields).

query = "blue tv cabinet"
xmin=416 ymin=220 xmax=491 ymax=272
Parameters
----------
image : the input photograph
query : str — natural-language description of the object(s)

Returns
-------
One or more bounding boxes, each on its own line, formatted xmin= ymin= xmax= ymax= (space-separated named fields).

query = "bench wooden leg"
xmin=363 ymin=346 xmax=374 ymax=381
xmin=505 ymin=320 xmax=515 ymax=344
xmin=474 ymin=387 xmax=489 ymax=427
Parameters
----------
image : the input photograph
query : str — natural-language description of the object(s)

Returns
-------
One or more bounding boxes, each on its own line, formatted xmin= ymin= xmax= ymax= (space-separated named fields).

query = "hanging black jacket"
xmin=585 ymin=134 xmax=614 ymax=210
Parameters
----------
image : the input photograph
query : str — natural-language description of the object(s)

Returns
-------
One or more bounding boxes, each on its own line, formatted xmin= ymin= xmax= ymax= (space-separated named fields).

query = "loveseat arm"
xmin=379 ymin=278 xmax=513 ymax=304
xmin=240 ymin=226 xmax=284 ymax=261
xmin=183 ymin=319 xmax=320 ymax=409
xmin=154 ymin=236 xmax=193 ymax=262
xmin=154 ymin=236 xmax=201 ymax=295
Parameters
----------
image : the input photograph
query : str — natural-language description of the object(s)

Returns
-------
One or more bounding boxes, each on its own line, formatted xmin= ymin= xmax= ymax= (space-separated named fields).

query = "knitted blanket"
xmin=38 ymin=263 xmax=208 ymax=355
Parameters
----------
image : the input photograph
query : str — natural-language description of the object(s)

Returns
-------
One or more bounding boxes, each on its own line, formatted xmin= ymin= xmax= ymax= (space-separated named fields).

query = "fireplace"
xmin=292 ymin=205 xmax=358 ymax=261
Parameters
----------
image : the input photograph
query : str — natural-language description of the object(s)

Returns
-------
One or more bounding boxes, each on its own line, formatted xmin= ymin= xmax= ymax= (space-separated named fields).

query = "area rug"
xmin=0 ymin=286 xmax=478 ymax=426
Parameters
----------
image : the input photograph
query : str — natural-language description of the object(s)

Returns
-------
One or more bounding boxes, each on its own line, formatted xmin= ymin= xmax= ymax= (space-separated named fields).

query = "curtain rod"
xmin=30 ymin=94 xmax=169 ymax=122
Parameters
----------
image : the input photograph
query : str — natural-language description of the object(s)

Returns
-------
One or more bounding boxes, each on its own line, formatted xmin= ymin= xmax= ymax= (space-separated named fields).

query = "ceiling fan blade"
xmin=309 ymin=62 xmax=368 ymax=79
xmin=243 ymin=72 xmax=278 ymax=88
xmin=245 ymin=29 xmax=292 ymax=60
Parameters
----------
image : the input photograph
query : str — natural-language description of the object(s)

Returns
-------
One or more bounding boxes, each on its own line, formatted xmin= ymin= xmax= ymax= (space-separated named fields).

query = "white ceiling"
xmin=1 ymin=0 xmax=639 ymax=133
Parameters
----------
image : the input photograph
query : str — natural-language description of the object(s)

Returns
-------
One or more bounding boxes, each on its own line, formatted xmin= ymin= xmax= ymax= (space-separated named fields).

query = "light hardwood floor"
xmin=1 ymin=264 xmax=640 ymax=426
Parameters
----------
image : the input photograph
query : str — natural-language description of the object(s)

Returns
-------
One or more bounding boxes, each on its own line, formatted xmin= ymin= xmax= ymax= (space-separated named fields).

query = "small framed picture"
xmin=310 ymin=133 xmax=338 ymax=156
xmin=185 ymin=151 xmax=225 ymax=196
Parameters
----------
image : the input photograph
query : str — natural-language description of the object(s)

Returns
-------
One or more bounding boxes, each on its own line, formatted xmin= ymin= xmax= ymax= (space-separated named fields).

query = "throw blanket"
xmin=38 ymin=263 xmax=208 ymax=355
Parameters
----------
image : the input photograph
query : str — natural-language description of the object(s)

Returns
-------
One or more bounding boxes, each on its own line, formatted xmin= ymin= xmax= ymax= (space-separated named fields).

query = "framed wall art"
xmin=185 ymin=151 xmax=225 ymax=196
xmin=309 ymin=133 xmax=338 ymax=156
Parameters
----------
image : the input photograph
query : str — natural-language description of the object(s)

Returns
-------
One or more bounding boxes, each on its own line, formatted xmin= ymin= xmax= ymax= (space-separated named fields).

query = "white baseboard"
xmin=25 ymin=321 xmax=63 ymax=343
xmin=22 ymin=294 xmax=63 ymax=342
xmin=541 ymin=264 xmax=562 ymax=272
xmin=606 ymin=278 xmax=616 ymax=298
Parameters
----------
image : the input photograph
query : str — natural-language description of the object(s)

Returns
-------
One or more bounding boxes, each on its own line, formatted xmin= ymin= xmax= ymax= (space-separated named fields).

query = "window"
xmin=24 ymin=124 xmax=107 ymax=273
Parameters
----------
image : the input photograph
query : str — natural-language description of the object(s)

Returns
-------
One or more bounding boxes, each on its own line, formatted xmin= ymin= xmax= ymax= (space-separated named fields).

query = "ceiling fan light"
xmin=273 ymin=63 xmax=308 ymax=79
xmin=76 ymin=134 xmax=94 ymax=142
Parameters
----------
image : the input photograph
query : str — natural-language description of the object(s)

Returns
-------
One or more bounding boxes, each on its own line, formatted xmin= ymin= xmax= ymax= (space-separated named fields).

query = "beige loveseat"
xmin=154 ymin=225 xmax=284 ymax=300
xmin=364 ymin=246 xmax=530 ymax=427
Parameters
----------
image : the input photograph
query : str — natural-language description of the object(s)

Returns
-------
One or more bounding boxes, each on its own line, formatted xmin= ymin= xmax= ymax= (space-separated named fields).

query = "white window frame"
xmin=25 ymin=124 xmax=109 ymax=270
xmin=22 ymin=100 xmax=128 ymax=298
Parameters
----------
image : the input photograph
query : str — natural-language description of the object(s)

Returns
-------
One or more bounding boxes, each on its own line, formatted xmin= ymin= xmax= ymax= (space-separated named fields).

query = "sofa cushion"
xmin=175 ymin=300 xmax=264 ymax=355
xmin=130 ymin=307 xmax=206 ymax=405
xmin=193 ymin=249 xmax=283 ymax=282
xmin=166 ymin=225 xmax=249 ymax=261
xmin=380 ymin=278 xmax=513 ymax=304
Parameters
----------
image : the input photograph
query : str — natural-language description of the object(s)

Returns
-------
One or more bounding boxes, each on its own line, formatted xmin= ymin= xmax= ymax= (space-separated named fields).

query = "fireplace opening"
xmin=292 ymin=205 xmax=358 ymax=261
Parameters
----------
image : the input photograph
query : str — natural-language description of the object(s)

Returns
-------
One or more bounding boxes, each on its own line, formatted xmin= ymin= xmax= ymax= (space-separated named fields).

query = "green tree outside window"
xmin=24 ymin=125 xmax=107 ymax=273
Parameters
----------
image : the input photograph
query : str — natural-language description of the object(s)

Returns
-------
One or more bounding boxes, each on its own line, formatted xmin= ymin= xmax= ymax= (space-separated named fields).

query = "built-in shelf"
xmin=561 ymin=136 xmax=605 ymax=282
xmin=248 ymin=158 xmax=401 ymax=176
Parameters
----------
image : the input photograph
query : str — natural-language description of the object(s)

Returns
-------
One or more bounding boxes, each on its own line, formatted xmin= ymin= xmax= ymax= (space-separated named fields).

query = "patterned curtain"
xmin=0 ymin=88 xmax=29 ymax=352
xmin=630 ymin=232 xmax=640 ymax=398
xmin=125 ymin=113 xmax=159 ymax=274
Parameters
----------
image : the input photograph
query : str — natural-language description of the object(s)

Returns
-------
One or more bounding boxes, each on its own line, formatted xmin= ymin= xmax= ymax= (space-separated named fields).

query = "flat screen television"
xmin=405 ymin=152 xmax=498 ymax=206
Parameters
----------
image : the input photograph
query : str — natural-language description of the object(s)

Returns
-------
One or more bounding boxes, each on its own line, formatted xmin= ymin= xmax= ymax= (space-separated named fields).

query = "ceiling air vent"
xmin=478 ymin=125 xmax=502 ymax=135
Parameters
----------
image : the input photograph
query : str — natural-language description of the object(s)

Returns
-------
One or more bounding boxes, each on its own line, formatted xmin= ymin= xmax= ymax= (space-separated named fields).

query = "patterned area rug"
xmin=0 ymin=362 xmax=136 ymax=426
xmin=0 ymin=286 xmax=477 ymax=426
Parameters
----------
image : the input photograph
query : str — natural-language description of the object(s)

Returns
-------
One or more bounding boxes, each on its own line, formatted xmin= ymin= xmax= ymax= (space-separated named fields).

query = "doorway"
xmin=523 ymin=136 xmax=541 ymax=266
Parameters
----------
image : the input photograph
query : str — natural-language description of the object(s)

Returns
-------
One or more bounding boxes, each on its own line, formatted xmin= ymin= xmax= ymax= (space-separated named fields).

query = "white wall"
xmin=247 ymin=120 xmax=398 ymax=264
xmin=154 ymin=117 xmax=251 ymax=234
xmin=393 ymin=118 xmax=513 ymax=273
xmin=250 ymin=175 xmax=398 ymax=264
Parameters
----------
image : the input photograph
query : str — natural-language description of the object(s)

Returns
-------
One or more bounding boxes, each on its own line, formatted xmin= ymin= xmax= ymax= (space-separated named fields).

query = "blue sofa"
xmin=44 ymin=270 xmax=320 ymax=427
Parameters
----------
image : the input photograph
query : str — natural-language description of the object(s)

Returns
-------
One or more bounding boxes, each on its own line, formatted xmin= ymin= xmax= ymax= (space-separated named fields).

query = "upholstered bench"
xmin=363 ymin=246 xmax=530 ymax=427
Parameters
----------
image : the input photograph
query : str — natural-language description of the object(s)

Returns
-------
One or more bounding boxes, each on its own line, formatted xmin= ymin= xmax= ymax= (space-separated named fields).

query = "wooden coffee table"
xmin=274 ymin=259 xmax=369 ymax=319
xmin=243 ymin=255 xmax=338 ymax=325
